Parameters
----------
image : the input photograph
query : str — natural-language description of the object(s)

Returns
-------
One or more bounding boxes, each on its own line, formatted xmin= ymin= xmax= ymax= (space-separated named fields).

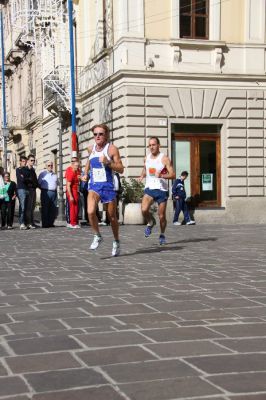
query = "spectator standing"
xmin=80 ymin=171 xmax=89 ymax=223
xmin=24 ymin=154 xmax=38 ymax=229
xmin=1 ymin=172 xmax=16 ymax=229
xmin=0 ymin=167 xmax=6 ymax=225
xmin=38 ymin=161 xmax=58 ymax=228
xmin=172 ymin=171 xmax=195 ymax=225
xmin=65 ymin=157 xmax=81 ymax=229
xmin=16 ymin=156 xmax=29 ymax=230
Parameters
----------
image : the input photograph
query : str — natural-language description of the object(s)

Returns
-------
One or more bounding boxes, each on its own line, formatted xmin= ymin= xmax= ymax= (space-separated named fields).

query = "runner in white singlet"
xmin=138 ymin=137 xmax=176 ymax=245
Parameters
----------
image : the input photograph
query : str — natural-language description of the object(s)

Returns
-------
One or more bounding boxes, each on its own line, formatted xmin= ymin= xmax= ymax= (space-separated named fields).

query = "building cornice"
xmin=80 ymin=69 xmax=266 ymax=101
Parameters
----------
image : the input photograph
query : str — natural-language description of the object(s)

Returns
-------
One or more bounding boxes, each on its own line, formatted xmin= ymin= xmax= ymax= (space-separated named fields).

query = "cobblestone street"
xmin=1 ymin=223 xmax=266 ymax=399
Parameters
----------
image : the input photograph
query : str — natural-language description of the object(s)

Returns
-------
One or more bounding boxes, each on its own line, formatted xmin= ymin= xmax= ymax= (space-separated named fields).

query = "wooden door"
xmin=172 ymin=133 xmax=221 ymax=207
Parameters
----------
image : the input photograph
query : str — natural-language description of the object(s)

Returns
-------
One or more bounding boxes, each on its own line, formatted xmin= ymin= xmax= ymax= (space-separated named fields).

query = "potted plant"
xmin=121 ymin=178 xmax=145 ymax=224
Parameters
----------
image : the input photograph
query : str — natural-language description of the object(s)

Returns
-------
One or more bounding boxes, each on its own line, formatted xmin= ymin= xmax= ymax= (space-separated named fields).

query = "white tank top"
xmin=145 ymin=152 xmax=168 ymax=191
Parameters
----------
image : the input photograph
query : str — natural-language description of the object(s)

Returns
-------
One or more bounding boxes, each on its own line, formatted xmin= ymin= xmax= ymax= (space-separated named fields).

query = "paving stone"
xmin=83 ymin=303 xmax=154 ymax=316
xmin=187 ymin=353 xmax=266 ymax=374
xmin=7 ymin=335 xmax=81 ymax=355
xmin=0 ymin=397 xmax=30 ymax=400
xmin=0 ymin=377 xmax=28 ymax=396
xmin=74 ymin=331 xmax=151 ymax=348
xmin=0 ymin=361 xmax=8 ymax=376
xmin=119 ymin=376 xmax=222 ymax=400
xmin=5 ymin=352 xmax=81 ymax=373
xmin=209 ymin=322 xmax=266 ymax=338
xmin=25 ymin=292 xmax=77 ymax=302
xmin=77 ymin=345 xmax=157 ymax=366
xmin=229 ymin=395 xmax=266 ymax=400
xmin=216 ymin=337 xmax=266 ymax=352
xmin=145 ymin=340 xmax=232 ymax=358
xmin=115 ymin=313 xmax=179 ymax=326
xmin=141 ymin=326 xmax=224 ymax=342
xmin=102 ymin=359 xmax=199 ymax=383
xmin=62 ymin=316 xmax=123 ymax=329
xmin=208 ymin=372 xmax=266 ymax=393
xmin=0 ymin=344 xmax=8 ymax=356
xmin=10 ymin=308 xmax=88 ymax=322
xmin=25 ymin=368 xmax=107 ymax=392
xmin=6 ymin=320 xmax=66 ymax=335
xmin=0 ymin=314 xmax=13 ymax=324
xmin=32 ymin=386 xmax=125 ymax=400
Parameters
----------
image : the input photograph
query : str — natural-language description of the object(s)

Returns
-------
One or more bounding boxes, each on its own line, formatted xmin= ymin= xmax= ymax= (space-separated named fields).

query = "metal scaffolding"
xmin=11 ymin=0 xmax=71 ymax=109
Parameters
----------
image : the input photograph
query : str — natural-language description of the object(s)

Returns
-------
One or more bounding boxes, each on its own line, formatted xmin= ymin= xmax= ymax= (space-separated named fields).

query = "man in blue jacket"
xmin=172 ymin=171 xmax=195 ymax=225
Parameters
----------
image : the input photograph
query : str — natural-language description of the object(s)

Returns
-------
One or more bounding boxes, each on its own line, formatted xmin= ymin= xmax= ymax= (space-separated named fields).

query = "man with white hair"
xmin=38 ymin=161 xmax=58 ymax=228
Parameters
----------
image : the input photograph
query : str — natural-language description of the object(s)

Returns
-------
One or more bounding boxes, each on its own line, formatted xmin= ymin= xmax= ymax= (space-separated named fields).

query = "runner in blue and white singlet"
xmin=83 ymin=124 xmax=124 ymax=256
xmin=89 ymin=142 xmax=116 ymax=204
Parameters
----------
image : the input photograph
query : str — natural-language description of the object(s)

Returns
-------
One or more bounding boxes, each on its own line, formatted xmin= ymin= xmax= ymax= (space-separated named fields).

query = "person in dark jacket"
xmin=1 ymin=172 xmax=16 ymax=229
xmin=172 ymin=171 xmax=195 ymax=225
xmin=24 ymin=154 xmax=38 ymax=229
xmin=16 ymin=155 xmax=28 ymax=230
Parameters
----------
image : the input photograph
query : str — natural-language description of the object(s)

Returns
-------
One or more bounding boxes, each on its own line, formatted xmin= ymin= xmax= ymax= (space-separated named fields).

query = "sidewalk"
xmin=0 ymin=224 xmax=266 ymax=399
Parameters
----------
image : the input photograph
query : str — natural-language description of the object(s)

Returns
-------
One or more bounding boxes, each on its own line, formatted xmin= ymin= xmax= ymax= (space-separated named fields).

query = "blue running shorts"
xmin=90 ymin=189 xmax=117 ymax=204
xmin=144 ymin=188 xmax=169 ymax=204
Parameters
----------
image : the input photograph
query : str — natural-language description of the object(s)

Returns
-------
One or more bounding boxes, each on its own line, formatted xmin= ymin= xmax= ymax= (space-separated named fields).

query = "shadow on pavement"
xmin=101 ymin=237 xmax=217 ymax=259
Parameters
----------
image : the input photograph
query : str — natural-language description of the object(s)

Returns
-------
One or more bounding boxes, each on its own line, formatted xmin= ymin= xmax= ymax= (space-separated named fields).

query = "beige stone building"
xmin=1 ymin=0 xmax=266 ymax=222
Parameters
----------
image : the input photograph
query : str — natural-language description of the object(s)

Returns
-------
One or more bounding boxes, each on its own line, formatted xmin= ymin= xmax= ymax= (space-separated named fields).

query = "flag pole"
xmin=68 ymin=0 xmax=77 ymax=157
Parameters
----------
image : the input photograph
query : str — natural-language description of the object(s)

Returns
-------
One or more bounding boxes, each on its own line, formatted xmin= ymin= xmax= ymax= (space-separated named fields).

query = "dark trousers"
xmin=1 ymin=200 xmax=15 ymax=227
xmin=173 ymin=197 xmax=190 ymax=223
xmin=41 ymin=190 xmax=57 ymax=227
xmin=17 ymin=188 xmax=29 ymax=225
xmin=25 ymin=188 xmax=36 ymax=226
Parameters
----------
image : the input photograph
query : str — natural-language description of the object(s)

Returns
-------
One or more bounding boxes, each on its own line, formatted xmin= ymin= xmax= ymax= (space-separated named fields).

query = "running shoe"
xmin=90 ymin=234 xmax=103 ymax=250
xmin=20 ymin=224 xmax=27 ymax=230
xmin=112 ymin=240 xmax=120 ymax=257
xmin=173 ymin=221 xmax=181 ymax=226
xmin=186 ymin=220 xmax=196 ymax=225
xmin=144 ymin=217 xmax=156 ymax=237
xmin=159 ymin=234 xmax=166 ymax=245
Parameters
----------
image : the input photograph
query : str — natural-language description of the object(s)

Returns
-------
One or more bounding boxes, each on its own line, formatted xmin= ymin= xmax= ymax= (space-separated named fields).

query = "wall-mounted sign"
xmin=202 ymin=173 xmax=213 ymax=191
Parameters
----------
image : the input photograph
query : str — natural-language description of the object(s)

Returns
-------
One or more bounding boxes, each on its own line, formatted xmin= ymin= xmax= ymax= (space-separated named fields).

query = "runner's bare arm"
xmin=159 ymin=156 xmax=176 ymax=180
xmin=102 ymin=145 xmax=124 ymax=173
xmin=82 ymin=146 xmax=93 ymax=180
xmin=137 ymin=157 xmax=146 ymax=181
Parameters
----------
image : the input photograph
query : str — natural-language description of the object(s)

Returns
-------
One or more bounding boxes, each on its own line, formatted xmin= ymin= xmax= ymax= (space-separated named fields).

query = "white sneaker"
xmin=73 ymin=224 xmax=81 ymax=229
xmin=20 ymin=224 xmax=27 ymax=230
xmin=67 ymin=224 xmax=79 ymax=229
xmin=98 ymin=221 xmax=107 ymax=226
xmin=28 ymin=224 xmax=36 ymax=229
xmin=112 ymin=240 xmax=120 ymax=257
xmin=173 ymin=221 xmax=181 ymax=226
xmin=90 ymin=234 xmax=103 ymax=250
xmin=186 ymin=220 xmax=196 ymax=225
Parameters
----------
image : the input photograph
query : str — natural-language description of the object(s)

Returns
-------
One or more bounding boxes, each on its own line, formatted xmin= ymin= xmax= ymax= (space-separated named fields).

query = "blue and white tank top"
xmin=89 ymin=143 xmax=114 ymax=191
